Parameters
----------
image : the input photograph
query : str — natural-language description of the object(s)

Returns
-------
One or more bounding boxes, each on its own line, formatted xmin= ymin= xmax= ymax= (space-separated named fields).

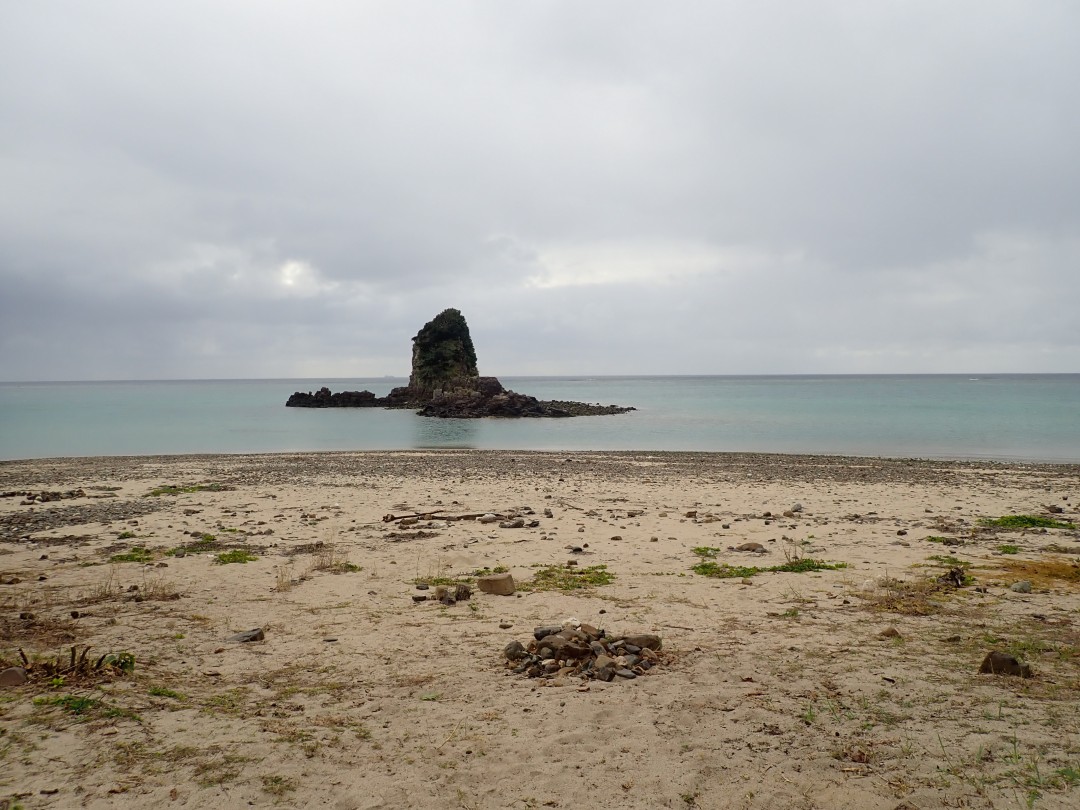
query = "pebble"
xmin=1010 ymin=581 xmax=1033 ymax=594
xmin=227 ymin=628 xmax=265 ymax=643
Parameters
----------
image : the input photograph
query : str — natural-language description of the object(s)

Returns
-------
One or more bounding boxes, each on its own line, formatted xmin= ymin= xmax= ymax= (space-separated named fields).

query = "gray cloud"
xmin=1 ymin=1 xmax=1078 ymax=380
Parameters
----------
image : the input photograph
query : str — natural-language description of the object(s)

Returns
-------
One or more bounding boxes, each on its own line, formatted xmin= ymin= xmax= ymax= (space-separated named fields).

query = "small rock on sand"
xmin=979 ymin=650 xmax=1033 ymax=678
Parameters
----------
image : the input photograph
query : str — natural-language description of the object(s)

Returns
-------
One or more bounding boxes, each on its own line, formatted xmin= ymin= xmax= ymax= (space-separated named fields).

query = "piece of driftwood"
xmin=382 ymin=511 xmax=500 ymax=523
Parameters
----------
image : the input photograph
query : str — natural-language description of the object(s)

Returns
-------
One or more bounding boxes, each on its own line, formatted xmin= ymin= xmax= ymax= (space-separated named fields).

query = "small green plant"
xmin=145 ymin=483 xmax=234 ymax=497
xmin=998 ymin=544 xmax=1020 ymax=555
xmin=33 ymin=694 xmax=99 ymax=715
xmin=472 ymin=565 xmax=509 ymax=576
xmin=981 ymin=515 xmax=1073 ymax=530
xmin=109 ymin=546 xmax=154 ymax=563
xmin=166 ymin=533 xmax=219 ymax=555
xmin=691 ymin=562 xmax=760 ymax=579
xmin=924 ymin=536 xmax=949 ymax=544
xmin=420 ymin=692 xmax=442 ymax=701
xmin=149 ymin=686 xmax=186 ymax=700
xmin=519 ymin=564 xmax=615 ymax=591
xmin=214 ymin=549 xmax=258 ymax=565
xmin=691 ymin=547 xmax=723 ymax=558
xmin=117 ymin=531 xmax=137 ymax=540
xmin=692 ymin=558 xmax=847 ymax=579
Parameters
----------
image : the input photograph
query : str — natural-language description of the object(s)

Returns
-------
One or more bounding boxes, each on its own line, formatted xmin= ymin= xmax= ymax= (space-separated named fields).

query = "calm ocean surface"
xmin=1 ymin=375 xmax=1078 ymax=462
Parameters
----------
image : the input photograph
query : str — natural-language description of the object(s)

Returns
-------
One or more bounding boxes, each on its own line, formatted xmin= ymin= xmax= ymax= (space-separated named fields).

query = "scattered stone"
xmin=1048 ymin=505 xmax=1064 ymax=514
xmin=499 ymin=518 xmax=525 ymax=529
xmin=416 ymin=583 xmax=429 ymax=590
xmin=979 ymin=650 xmax=1033 ymax=678
xmin=610 ymin=535 xmax=622 ymax=541
xmin=0 ymin=667 xmax=29 ymax=687
xmin=896 ymin=529 xmax=908 ymax=536
xmin=878 ymin=626 xmax=902 ymax=639
xmin=412 ymin=594 xmax=428 ymax=603
xmin=508 ymin=624 xmax=663 ymax=683
xmin=740 ymin=578 xmax=754 ymax=585
xmin=504 ymin=640 xmax=528 ymax=660
xmin=227 ymin=628 xmax=265 ymax=643
xmin=478 ymin=573 xmax=515 ymax=595
xmin=792 ymin=503 xmax=803 ymax=513
xmin=1010 ymin=580 xmax=1033 ymax=594
xmin=477 ymin=514 xmax=500 ymax=524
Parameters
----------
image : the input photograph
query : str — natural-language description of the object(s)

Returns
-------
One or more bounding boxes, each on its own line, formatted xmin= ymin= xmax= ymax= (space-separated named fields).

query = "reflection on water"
xmin=411 ymin=417 xmax=480 ymax=449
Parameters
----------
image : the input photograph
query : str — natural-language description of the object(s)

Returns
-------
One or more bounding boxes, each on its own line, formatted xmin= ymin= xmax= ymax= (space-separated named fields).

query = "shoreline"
xmin=1 ymin=449 xmax=1078 ymax=808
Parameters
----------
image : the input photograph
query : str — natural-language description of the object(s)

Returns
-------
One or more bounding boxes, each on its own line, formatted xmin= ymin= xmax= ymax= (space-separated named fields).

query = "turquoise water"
xmin=1 ymin=375 xmax=1078 ymax=462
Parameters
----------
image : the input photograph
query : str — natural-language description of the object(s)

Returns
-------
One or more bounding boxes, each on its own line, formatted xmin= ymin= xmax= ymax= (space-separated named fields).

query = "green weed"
xmin=214 ymin=549 xmax=258 ymax=565
xmin=981 ymin=515 xmax=1073 ymax=530
xmin=109 ymin=546 xmax=154 ymax=563
xmin=145 ymin=483 xmax=234 ymax=497
xmin=520 ymin=564 xmax=615 ymax=591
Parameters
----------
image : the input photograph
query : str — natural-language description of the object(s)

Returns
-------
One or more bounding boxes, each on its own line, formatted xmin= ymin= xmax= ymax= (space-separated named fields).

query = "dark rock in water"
xmin=286 ymin=387 xmax=380 ymax=408
xmin=227 ymin=628 xmax=265 ymax=643
xmin=287 ymin=308 xmax=633 ymax=418
xmin=979 ymin=650 xmax=1033 ymax=678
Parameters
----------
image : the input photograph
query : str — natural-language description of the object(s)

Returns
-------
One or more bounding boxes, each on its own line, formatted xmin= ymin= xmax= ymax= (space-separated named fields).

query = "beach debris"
xmin=383 ymin=511 xmax=491 ymax=523
xmin=227 ymin=628 xmax=265 ymax=643
xmin=730 ymin=542 xmax=767 ymax=554
xmin=979 ymin=650 xmax=1033 ymax=678
xmin=10 ymin=646 xmax=135 ymax=680
xmin=499 ymin=517 xmax=525 ymax=529
xmin=477 ymin=572 xmax=516 ymax=595
xmin=414 ymin=583 xmax=473 ymax=606
xmin=938 ymin=567 xmax=967 ymax=587
xmin=504 ymin=621 xmax=664 ymax=684
xmin=3 ymin=489 xmax=86 ymax=504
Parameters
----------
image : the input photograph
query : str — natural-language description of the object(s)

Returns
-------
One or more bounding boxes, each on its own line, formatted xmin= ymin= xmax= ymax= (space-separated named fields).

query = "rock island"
xmin=286 ymin=308 xmax=635 ymax=418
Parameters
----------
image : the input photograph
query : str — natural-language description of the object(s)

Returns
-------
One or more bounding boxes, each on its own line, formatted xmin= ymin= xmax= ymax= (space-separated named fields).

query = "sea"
xmin=1 ymin=375 xmax=1078 ymax=463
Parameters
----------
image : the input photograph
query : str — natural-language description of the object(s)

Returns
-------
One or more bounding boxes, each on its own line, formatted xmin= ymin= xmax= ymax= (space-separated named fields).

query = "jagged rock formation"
xmin=286 ymin=308 xmax=634 ymax=418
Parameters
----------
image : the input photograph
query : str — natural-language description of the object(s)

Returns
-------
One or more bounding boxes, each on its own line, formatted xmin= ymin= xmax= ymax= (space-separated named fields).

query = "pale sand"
xmin=1 ymin=451 xmax=1078 ymax=810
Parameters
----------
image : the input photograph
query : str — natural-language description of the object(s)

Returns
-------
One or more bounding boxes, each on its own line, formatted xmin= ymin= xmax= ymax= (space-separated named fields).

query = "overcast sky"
xmin=1 ymin=1 xmax=1078 ymax=380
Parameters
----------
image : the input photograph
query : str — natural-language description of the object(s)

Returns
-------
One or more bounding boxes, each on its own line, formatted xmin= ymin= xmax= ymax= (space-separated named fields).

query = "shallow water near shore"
xmin=1 ymin=374 xmax=1078 ymax=461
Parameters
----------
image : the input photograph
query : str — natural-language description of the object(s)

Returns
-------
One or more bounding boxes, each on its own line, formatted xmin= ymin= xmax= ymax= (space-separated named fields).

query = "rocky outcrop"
xmin=287 ymin=308 xmax=634 ymax=418
xmin=285 ymin=387 xmax=381 ymax=408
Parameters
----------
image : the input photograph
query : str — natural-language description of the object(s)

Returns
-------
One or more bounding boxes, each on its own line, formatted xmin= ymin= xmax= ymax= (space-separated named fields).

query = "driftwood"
xmin=382 ymin=511 xmax=502 ymax=523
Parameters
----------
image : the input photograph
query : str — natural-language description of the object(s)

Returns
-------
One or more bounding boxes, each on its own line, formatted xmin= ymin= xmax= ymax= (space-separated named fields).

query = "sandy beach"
xmin=1 ymin=450 xmax=1078 ymax=810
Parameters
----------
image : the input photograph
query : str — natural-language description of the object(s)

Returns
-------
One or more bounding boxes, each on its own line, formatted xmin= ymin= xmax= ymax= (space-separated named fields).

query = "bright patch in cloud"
xmin=525 ymin=242 xmax=798 ymax=289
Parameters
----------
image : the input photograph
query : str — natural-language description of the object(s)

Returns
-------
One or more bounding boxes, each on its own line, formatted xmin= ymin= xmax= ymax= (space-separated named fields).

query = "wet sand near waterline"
xmin=1 ymin=451 xmax=1079 ymax=809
